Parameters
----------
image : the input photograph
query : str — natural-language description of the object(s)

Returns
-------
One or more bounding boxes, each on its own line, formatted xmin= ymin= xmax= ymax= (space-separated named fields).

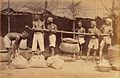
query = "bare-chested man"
xmin=4 ymin=31 xmax=28 ymax=65
xmin=85 ymin=21 xmax=100 ymax=62
xmin=75 ymin=20 xmax=85 ymax=59
xmin=99 ymin=18 xmax=113 ymax=61
xmin=47 ymin=17 xmax=58 ymax=56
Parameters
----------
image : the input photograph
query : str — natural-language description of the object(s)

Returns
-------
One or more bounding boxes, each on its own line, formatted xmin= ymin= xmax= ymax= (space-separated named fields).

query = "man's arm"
xmin=54 ymin=25 xmax=58 ymax=30
xmin=74 ymin=27 xmax=78 ymax=32
xmin=109 ymin=27 xmax=114 ymax=37
xmin=42 ymin=22 xmax=46 ymax=29
xmin=88 ymin=28 xmax=91 ymax=33
xmin=13 ymin=36 xmax=22 ymax=52
xmin=100 ymin=25 xmax=105 ymax=34
xmin=52 ymin=24 xmax=58 ymax=33
xmin=109 ymin=27 xmax=113 ymax=34
xmin=32 ymin=22 xmax=36 ymax=29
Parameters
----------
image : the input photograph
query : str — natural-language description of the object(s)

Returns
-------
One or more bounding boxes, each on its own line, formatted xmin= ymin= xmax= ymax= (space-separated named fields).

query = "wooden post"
xmin=72 ymin=0 xmax=76 ymax=39
xmin=43 ymin=0 xmax=48 ymax=24
xmin=72 ymin=19 xmax=76 ymax=39
xmin=8 ymin=0 xmax=10 ymax=33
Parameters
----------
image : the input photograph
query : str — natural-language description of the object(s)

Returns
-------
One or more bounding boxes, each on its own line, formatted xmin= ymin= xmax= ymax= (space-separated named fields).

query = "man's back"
xmin=6 ymin=33 xmax=21 ymax=41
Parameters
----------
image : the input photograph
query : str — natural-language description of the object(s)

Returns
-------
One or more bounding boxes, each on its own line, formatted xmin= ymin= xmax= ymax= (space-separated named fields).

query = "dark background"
xmin=1 ymin=8 xmax=111 ymax=54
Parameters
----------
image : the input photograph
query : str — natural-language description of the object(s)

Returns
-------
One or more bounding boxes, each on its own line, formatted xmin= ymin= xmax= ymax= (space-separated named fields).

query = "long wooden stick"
xmin=25 ymin=26 xmax=109 ymax=36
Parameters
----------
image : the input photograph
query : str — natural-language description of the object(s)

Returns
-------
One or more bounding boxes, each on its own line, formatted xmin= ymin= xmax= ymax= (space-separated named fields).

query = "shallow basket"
xmin=97 ymin=66 xmax=111 ymax=72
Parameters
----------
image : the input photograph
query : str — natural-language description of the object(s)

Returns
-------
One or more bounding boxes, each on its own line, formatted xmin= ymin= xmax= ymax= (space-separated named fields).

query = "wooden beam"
xmin=26 ymin=26 xmax=109 ymax=36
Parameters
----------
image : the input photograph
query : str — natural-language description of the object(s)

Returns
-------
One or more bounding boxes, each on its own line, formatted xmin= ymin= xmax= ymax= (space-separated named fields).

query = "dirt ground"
xmin=0 ymin=48 xmax=120 ymax=78
xmin=0 ymin=56 xmax=120 ymax=78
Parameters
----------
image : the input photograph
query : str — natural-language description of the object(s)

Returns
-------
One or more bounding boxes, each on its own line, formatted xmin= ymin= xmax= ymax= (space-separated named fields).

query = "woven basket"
xmin=29 ymin=55 xmax=47 ymax=68
xmin=47 ymin=55 xmax=64 ymax=69
xmin=11 ymin=55 xmax=28 ymax=69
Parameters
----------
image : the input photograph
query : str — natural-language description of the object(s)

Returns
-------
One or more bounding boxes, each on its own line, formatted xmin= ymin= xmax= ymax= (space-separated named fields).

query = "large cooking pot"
xmin=59 ymin=38 xmax=80 ymax=53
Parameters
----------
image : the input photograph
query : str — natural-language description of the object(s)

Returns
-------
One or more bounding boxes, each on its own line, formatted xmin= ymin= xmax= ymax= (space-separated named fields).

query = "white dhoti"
xmin=49 ymin=34 xmax=56 ymax=47
xmin=78 ymin=38 xmax=85 ymax=45
xmin=100 ymin=36 xmax=111 ymax=47
xmin=3 ymin=36 xmax=12 ymax=48
xmin=32 ymin=32 xmax=45 ymax=51
xmin=88 ymin=38 xmax=99 ymax=49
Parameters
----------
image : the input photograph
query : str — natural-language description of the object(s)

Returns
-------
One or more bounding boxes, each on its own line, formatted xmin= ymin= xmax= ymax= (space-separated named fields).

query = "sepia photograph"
xmin=0 ymin=0 xmax=120 ymax=78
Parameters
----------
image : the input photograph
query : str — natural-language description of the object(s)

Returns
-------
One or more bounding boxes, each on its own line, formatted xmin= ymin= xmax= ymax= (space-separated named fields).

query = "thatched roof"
xmin=1 ymin=0 xmax=120 ymax=19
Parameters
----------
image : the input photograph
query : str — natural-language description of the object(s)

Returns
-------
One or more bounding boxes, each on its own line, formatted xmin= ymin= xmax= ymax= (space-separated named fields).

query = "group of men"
xmin=3 ymin=15 xmax=58 ymax=65
xmin=75 ymin=18 xmax=113 ymax=62
xmin=3 ymin=14 xmax=113 ymax=65
xmin=31 ymin=15 xmax=57 ymax=56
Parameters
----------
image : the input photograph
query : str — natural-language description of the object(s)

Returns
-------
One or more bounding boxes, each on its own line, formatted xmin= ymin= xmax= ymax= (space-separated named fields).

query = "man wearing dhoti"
xmin=86 ymin=21 xmax=100 ymax=62
xmin=75 ymin=20 xmax=85 ymax=59
xmin=32 ymin=15 xmax=45 ymax=54
xmin=99 ymin=18 xmax=113 ymax=61
xmin=47 ymin=17 xmax=58 ymax=56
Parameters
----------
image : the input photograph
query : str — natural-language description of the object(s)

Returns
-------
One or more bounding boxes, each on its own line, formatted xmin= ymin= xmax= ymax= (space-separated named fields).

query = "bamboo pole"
xmin=25 ymin=26 xmax=109 ymax=36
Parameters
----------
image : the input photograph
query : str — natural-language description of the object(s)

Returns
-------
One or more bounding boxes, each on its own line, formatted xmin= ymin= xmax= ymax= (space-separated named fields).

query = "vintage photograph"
xmin=0 ymin=0 xmax=120 ymax=78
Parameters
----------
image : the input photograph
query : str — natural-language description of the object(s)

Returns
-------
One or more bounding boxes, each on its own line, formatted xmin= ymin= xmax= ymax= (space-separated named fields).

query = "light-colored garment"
xmin=78 ymin=38 xmax=85 ymax=45
xmin=32 ymin=32 xmax=45 ymax=51
xmin=88 ymin=27 xmax=100 ymax=49
xmin=47 ymin=23 xmax=57 ymax=47
xmin=88 ymin=38 xmax=99 ymax=49
xmin=49 ymin=34 xmax=56 ymax=47
xmin=77 ymin=27 xmax=85 ymax=45
xmin=100 ymin=36 xmax=111 ymax=47
xmin=32 ymin=20 xmax=45 ymax=52
xmin=19 ymin=39 xmax=27 ymax=49
xmin=3 ymin=36 xmax=12 ymax=48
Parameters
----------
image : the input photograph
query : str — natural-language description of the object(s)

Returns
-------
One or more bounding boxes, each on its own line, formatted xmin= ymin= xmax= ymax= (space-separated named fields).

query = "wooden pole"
xmin=8 ymin=0 xmax=10 ymax=33
xmin=72 ymin=0 xmax=76 ymax=38
xmin=25 ymin=26 xmax=110 ymax=36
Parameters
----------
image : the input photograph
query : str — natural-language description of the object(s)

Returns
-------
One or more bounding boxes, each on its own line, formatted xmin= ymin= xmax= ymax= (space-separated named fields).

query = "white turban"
xmin=47 ymin=17 xmax=53 ymax=21
xmin=106 ymin=18 xmax=112 ymax=23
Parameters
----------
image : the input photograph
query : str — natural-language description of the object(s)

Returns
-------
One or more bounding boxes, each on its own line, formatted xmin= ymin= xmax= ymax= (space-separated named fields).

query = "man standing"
xmin=75 ymin=20 xmax=85 ymax=59
xmin=32 ymin=15 xmax=45 ymax=54
xmin=47 ymin=17 xmax=58 ymax=56
xmin=85 ymin=21 xmax=100 ymax=62
xmin=4 ymin=31 xmax=28 ymax=65
xmin=99 ymin=18 xmax=113 ymax=61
